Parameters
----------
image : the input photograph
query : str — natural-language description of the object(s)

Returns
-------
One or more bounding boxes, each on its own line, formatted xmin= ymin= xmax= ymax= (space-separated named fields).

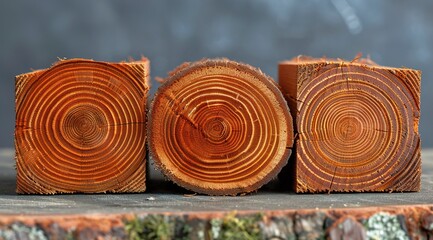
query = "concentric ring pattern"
xmin=296 ymin=63 xmax=421 ymax=192
xmin=149 ymin=59 xmax=293 ymax=195
xmin=15 ymin=59 xmax=148 ymax=194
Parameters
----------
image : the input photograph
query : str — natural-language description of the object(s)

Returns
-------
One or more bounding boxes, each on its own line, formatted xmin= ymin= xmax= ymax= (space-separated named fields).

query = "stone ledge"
xmin=1 ymin=205 xmax=432 ymax=240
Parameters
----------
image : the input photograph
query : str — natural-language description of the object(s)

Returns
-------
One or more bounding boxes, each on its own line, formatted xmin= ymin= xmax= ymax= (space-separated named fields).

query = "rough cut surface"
xmin=1 ymin=206 xmax=433 ymax=239
xmin=148 ymin=59 xmax=294 ymax=195
xmin=15 ymin=58 xmax=149 ymax=194
xmin=279 ymin=56 xmax=421 ymax=193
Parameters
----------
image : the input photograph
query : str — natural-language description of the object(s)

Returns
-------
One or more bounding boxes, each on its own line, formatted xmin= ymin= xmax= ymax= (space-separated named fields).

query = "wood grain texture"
xmin=279 ymin=56 xmax=421 ymax=193
xmin=15 ymin=58 xmax=149 ymax=194
xmin=149 ymin=59 xmax=294 ymax=195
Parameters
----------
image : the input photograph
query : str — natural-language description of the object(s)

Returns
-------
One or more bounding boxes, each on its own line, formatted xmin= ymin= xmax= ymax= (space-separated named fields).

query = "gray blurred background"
xmin=0 ymin=0 xmax=432 ymax=149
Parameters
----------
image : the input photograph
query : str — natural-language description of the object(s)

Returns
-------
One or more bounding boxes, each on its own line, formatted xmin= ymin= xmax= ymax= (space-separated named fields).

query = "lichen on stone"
xmin=125 ymin=215 xmax=174 ymax=240
xmin=0 ymin=223 xmax=47 ymax=240
xmin=328 ymin=216 xmax=366 ymax=240
xmin=187 ymin=218 xmax=207 ymax=240
xmin=421 ymin=213 xmax=433 ymax=231
xmin=173 ymin=216 xmax=191 ymax=240
xmin=210 ymin=212 xmax=263 ymax=240
xmin=363 ymin=212 xmax=409 ymax=240
xmin=210 ymin=218 xmax=222 ymax=239
xmin=294 ymin=212 xmax=326 ymax=240
xmin=65 ymin=230 xmax=75 ymax=240
xmin=260 ymin=216 xmax=295 ymax=240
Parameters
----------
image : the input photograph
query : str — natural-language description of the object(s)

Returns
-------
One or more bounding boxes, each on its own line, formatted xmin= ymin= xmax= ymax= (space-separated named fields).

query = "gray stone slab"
xmin=1 ymin=149 xmax=432 ymax=215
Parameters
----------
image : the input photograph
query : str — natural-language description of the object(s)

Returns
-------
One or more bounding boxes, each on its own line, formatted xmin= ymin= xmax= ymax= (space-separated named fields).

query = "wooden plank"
xmin=279 ymin=56 xmax=421 ymax=193
xmin=15 ymin=58 xmax=149 ymax=194
xmin=148 ymin=59 xmax=294 ymax=195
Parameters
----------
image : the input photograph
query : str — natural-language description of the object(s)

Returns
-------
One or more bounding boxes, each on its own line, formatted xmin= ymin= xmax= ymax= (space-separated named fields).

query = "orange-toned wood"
xmin=148 ymin=59 xmax=294 ymax=195
xmin=279 ymin=56 xmax=421 ymax=193
xmin=15 ymin=58 xmax=149 ymax=194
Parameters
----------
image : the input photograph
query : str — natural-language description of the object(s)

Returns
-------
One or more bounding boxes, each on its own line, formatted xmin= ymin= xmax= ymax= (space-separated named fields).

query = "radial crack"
xmin=328 ymin=166 xmax=337 ymax=194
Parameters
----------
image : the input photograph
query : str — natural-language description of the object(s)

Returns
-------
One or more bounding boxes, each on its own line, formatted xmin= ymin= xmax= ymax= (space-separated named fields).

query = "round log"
xmin=148 ymin=59 xmax=293 ymax=195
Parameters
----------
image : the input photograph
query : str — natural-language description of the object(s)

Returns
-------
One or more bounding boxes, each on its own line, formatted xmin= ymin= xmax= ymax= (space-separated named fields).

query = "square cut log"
xmin=15 ymin=58 xmax=149 ymax=194
xmin=279 ymin=56 xmax=421 ymax=193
